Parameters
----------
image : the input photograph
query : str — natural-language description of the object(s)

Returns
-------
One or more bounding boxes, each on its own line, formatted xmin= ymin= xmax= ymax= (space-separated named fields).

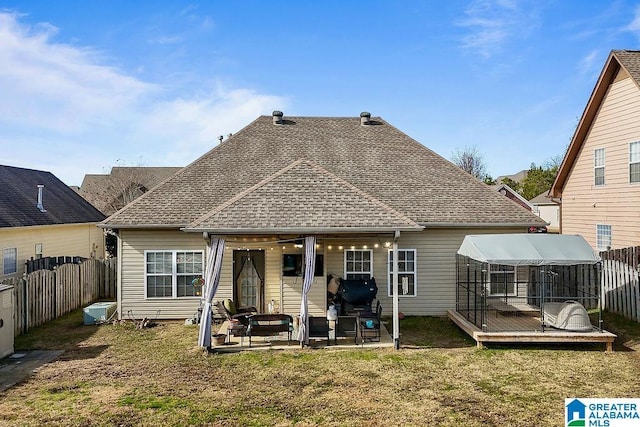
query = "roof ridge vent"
xmin=360 ymin=112 xmax=371 ymax=126
xmin=272 ymin=110 xmax=284 ymax=125
xmin=36 ymin=184 xmax=47 ymax=213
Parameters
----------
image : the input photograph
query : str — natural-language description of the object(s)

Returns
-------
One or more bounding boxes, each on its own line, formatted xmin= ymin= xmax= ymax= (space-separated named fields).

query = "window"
xmin=630 ymin=142 xmax=640 ymax=183
xmin=3 ymin=248 xmax=17 ymax=275
xmin=145 ymin=250 xmax=203 ymax=298
xmin=35 ymin=243 xmax=43 ymax=259
xmin=344 ymin=249 xmax=372 ymax=280
xmin=594 ymin=148 xmax=605 ymax=186
xmin=596 ymin=224 xmax=612 ymax=251
xmin=388 ymin=249 xmax=417 ymax=297
xmin=488 ymin=264 xmax=515 ymax=296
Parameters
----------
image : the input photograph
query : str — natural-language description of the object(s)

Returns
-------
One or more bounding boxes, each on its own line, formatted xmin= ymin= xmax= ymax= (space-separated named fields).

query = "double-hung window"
xmin=145 ymin=250 xmax=203 ymax=298
xmin=489 ymin=264 xmax=515 ymax=296
xmin=596 ymin=224 xmax=612 ymax=251
xmin=344 ymin=249 xmax=372 ymax=280
xmin=3 ymin=248 xmax=17 ymax=275
xmin=594 ymin=148 xmax=605 ymax=186
xmin=630 ymin=142 xmax=640 ymax=183
xmin=388 ymin=249 xmax=417 ymax=297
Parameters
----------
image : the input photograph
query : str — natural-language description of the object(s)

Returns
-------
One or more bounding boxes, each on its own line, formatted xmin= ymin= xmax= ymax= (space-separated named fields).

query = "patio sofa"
xmin=246 ymin=314 xmax=294 ymax=347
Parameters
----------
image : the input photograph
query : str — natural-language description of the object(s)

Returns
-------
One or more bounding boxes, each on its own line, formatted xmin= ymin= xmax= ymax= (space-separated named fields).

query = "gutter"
xmin=181 ymin=226 xmax=424 ymax=234
xmin=97 ymin=223 xmax=186 ymax=229
xmin=418 ymin=222 xmax=546 ymax=228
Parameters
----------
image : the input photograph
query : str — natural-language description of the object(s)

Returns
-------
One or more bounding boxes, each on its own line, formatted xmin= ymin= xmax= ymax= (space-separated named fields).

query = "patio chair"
xmin=307 ymin=316 xmax=331 ymax=346
xmin=335 ymin=316 xmax=358 ymax=344
xmin=358 ymin=301 xmax=382 ymax=343
xmin=216 ymin=299 xmax=258 ymax=344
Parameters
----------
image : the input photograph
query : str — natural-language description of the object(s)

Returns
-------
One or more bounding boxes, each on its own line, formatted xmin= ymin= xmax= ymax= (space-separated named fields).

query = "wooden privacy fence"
xmin=600 ymin=246 xmax=640 ymax=322
xmin=1 ymin=258 xmax=117 ymax=336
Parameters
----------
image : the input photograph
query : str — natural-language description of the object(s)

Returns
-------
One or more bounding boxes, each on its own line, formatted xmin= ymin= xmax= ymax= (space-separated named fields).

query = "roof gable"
xmin=551 ymin=50 xmax=640 ymax=197
xmin=185 ymin=159 xmax=422 ymax=232
xmin=0 ymin=165 xmax=105 ymax=228
xmin=103 ymin=115 xmax=544 ymax=229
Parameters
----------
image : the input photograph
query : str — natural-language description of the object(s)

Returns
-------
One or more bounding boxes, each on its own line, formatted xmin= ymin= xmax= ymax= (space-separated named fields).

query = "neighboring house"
xmin=80 ymin=167 xmax=182 ymax=215
xmin=0 ymin=165 xmax=106 ymax=278
xmin=529 ymin=191 xmax=559 ymax=233
xmin=551 ymin=49 xmax=640 ymax=250
xmin=495 ymin=170 xmax=528 ymax=185
xmin=101 ymin=112 xmax=545 ymax=319
xmin=491 ymin=183 xmax=532 ymax=211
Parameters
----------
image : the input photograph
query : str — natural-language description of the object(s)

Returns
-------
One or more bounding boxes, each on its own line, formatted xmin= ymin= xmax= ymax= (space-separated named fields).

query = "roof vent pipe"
xmin=360 ymin=112 xmax=371 ymax=125
xmin=36 ymin=184 xmax=47 ymax=212
xmin=272 ymin=110 xmax=284 ymax=125
xmin=218 ymin=135 xmax=223 ymax=143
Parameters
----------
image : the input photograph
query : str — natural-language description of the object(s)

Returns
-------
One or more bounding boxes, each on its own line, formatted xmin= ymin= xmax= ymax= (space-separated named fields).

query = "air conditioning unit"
xmin=83 ymin=301 xmax=117 ymax=325
xmin=0 ymin=284 xmax=14 ymax=358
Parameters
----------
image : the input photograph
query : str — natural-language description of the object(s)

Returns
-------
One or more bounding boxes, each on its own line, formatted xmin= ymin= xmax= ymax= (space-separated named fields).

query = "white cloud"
xmin=626 ymin=5 xmax=640 ymax=33
xmin=579 ymin=50 xmax=600 ymax=76
xmin=0 ymin=12 xmax=286 ymax=185
xmin=456 ymin=0 xmax=540 ymax=59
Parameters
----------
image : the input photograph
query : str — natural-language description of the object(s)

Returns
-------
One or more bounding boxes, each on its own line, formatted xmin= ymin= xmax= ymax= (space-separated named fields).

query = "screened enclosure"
xmin=455 ymin=234 xmax=603 ymax=333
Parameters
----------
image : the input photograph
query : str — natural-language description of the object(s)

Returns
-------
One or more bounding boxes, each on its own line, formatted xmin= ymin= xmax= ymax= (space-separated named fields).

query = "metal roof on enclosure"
xmin=457 ymin=234 xmax=601 ymax=266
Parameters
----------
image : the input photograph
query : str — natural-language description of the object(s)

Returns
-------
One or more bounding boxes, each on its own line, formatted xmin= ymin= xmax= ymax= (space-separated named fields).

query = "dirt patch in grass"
xmin=1 ymin=310 xmax=639 ymax=426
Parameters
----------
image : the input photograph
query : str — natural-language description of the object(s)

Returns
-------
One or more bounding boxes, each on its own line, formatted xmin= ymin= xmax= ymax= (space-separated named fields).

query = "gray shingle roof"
xmin=0 ymin=165 xmax=106 ymax=228
xmin=187 ymin=159 xmax=421 ymax=232
xmin=613 ymin=50 xmax=640 ymax=84
xmin=103 ymin=115 xmax=544 ymax=229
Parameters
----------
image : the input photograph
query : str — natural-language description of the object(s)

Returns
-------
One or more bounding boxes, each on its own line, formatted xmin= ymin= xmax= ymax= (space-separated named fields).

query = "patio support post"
xmin=392 ymin=230 xmax=400 ymax=350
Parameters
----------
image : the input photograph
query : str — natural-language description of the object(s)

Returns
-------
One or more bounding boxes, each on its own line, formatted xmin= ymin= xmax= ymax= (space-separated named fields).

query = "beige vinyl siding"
xmin=120 ymin=229 xmax=206 ymax=319
xmin=281 ymin=246 xmax=325 ymax=318
xmin=562 ymin=73 xmax=640 ymax=249
xmin=119 ymin=232 xmax=324 ymax=320
xmin=120 ymin=228 xmax=525 ymax=319
xmin=0 ymin=223 xmax=104 ymax=278
xmin=325 ymin=228 xmax=523 ymax=316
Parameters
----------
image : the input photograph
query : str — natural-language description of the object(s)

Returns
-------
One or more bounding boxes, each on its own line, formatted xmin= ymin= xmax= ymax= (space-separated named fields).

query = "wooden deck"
xmin=448 ymin=310 xmax=616 ymax=352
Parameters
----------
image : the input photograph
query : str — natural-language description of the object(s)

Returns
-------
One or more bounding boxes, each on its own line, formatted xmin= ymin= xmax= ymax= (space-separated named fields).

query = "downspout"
xmin=392 ymin=230 xmax=400 ymax=350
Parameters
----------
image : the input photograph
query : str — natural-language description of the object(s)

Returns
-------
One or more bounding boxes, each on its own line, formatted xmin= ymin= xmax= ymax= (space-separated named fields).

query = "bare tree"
xmin=81 ymin=158 xmax=148 ymax=216
xmin=451 ymin=145 xmax=488 ymax=180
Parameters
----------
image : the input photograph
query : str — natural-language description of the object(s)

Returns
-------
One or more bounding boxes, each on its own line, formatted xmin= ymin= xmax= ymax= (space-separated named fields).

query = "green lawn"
xmin=1 ymin=310 xmax=639 ymax=426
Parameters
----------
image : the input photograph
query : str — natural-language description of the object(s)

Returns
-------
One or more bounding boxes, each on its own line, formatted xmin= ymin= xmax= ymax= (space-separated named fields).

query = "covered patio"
xmin=450 ymin=234 xmax=617 ymax=351
xmin=208 ymin=318 xmax=394 ymax=352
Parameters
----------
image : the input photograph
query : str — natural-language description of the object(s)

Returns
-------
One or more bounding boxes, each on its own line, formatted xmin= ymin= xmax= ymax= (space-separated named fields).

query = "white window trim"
xmin=387 ymin=248 xmax=417 ymax=298
xmin=594 ymin=148 xmax=605 ymax=186
xmin=144 ymin=250 xmax=204 ymax=299
xmin=487 ymin=264 xmax=517 ymax=297
xmin=629 ymin=141 xmax=640 ymax=184
xmin=596 ymin=224 xmax=612 ymax=251
xmin=343 ymin=248 xmax=373 ymax=280
xmin=2 ymin=247 xmax=17 ymax=275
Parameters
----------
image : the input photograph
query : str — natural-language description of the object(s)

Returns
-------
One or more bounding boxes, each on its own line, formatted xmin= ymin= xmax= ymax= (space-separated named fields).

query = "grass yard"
xmin=1 ymin=311 xmax=639 ymax=427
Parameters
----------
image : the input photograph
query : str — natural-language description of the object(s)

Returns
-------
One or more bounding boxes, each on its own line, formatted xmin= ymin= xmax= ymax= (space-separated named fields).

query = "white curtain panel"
xmin=198 ymin=236 xmax=226 ymax=348
xmin=297 ymin=236 xmax=316 ymax=344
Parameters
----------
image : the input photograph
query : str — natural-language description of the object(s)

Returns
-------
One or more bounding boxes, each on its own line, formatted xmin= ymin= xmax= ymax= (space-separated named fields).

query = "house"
xmin=0 ymin=165 xmax=106 ymax=278
xmin=101 ymin=112 xmax=545 ymax=321
xmin=80 ymin=166 xmax=182 ymax=215
xmin=492 ymin=183 xmax=532 ymax=211
xmin=529 ymin=191 xmax=559 ymax=233
xmin=496 ymin=170 xmax=528 ymax=186
xmin=551 ymin=50 xmax=640 ymax=250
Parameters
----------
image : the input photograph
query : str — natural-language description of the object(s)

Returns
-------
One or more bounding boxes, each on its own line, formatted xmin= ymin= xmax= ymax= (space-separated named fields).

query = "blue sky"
xmin=1 ymin=1 xmax=640 ymax=185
